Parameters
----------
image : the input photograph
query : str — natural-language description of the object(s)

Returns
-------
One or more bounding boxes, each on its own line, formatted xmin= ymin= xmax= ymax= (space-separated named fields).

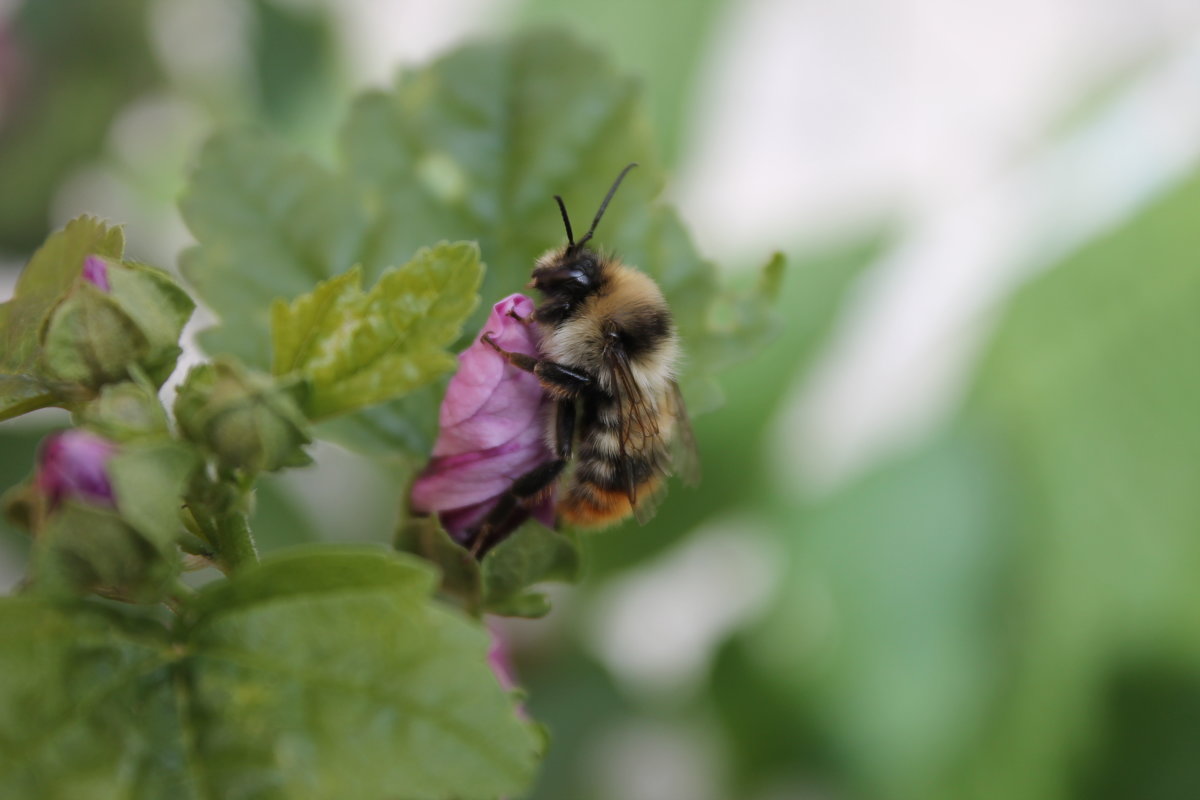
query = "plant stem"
xmin=214 ymin=509 xmax=258 ymax=573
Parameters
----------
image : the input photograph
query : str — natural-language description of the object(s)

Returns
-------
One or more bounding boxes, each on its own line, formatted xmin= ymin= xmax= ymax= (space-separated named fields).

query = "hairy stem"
xmin=214 ymin=509 xmax=258 ymax=573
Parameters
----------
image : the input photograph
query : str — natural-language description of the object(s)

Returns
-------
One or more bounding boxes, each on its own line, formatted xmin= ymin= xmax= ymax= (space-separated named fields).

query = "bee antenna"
xmin=553 ymin=195 xmax=575 ymax=247
xmin=575 ymin=162 xmax=638 ymax=250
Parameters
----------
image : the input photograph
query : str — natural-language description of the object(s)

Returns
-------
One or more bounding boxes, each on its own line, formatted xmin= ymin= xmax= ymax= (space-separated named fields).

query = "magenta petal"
xmin=433 ymin=294 xmax=545 ymax=456
xmin=81 ymin=254 xmax=111 ymax=293
xmin=411 ymin=293 xmax=556 ymax=542
xmin=36 ymin=430 xmax=117 ymax=509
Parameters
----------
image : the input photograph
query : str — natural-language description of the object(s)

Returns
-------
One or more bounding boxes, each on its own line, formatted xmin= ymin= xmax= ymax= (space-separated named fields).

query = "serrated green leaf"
xmin=182 ymin=30 xmax=781 ymax=453
xmin=271 ymin=242 xmax=482 ymax=419
xmin=270 ymin=265 xmax=365 ymax=376
xmin=0 ymin=548 xmax=542 ymax=799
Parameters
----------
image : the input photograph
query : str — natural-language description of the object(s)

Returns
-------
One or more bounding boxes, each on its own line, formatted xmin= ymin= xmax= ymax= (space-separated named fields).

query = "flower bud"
xmin=411 ymin=294 xmax=555 ymax=546
xmin=5 ymin=431 xmax=138 ymax=597
xmin=35 ymin=430 xmax=117 ymax=510
xmin=81 ymin=254 xmax=110 ymax=292
xmin=174 ymin=359 xmax=312 ymax=474
xmin=39 ymin=255 xmax=194 ymax=389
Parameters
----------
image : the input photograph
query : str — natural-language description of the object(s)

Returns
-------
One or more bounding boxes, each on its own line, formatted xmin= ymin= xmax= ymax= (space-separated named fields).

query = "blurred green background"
xmin=3 ymin=1 xmax=1200 ymax=798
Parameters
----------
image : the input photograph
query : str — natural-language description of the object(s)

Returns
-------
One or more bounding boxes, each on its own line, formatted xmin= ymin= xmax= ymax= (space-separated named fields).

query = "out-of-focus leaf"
xmin=0 ymin=548 xmax=542 ymax=799
xmin=745 ymin=430 xmax=1008 ymax=800
xmin=482 ymin=524 xmax=582 ymax=618
xmin=182 ymin=547 xmax=542 ymax=799
xmin=32 ymin=503 xmax=178 ymax=603
xmin=587 ymin=232 xmax=891 ymax=575
xmin=396 ymin=511 xmax=484 ymax=613
xmin=957 ymin=169 xmax=1200 ymax=799
xmin=182 ymin=30 xmax=777 ymax=453
xmin=0 ymin=599 xmax=186 ymax=800
xmin=251 ymin=0 xmax=339 ymax=132
xmin=178 ymin=131 xmax=369 ymax=367
xmin=107 ymin=441 xmax=199 ymax=552
xmin=0 ymin=0 xmax=162 ymax=251
xmin=271 ymin=242 xmax=482 ymax=419
xmin=396 ymin=509 xmax=581 ymax=620
xmin=517 ymin=0 xmax=729 ymax=165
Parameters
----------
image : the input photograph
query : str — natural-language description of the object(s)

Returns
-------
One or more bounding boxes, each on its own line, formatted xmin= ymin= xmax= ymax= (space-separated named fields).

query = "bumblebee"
xmin=474 ymin=164 xmax=698 ymax=552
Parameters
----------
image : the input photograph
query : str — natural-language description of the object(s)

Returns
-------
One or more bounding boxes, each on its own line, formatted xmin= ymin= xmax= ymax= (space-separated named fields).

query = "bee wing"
xmin=668 ymin=380 xmax=701 ymax=487
xmin=609 ymin=347 xmax=673 ymax=525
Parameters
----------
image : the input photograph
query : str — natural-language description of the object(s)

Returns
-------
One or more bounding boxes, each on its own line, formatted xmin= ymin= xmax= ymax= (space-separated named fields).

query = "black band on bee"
xmin=606 ymin=306 xmax=671 ymax=359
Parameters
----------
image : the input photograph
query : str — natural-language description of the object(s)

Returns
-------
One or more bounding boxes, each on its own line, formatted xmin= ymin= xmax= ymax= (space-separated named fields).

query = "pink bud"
xmin=411 ymin=294 xmax=555 ymax=544
xmin=81 ymin=254 xmax=110 ymax=292
xmin=36 ymin=430 xmax=117 ymax=510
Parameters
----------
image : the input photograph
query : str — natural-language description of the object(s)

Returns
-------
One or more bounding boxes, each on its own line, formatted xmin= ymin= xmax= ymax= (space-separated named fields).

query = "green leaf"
xmin=954 ymin=168 xmax=1200 ymax=798
xmin=0 ymin=548 xmax=542 ymax=799
xmin=395 ymin=511 xmax=484 ymax=614
xmin=482 ymin=524 xmax=582 ymax=619
xmin=107 ymin=441 xmax=201 ymax=552
xmin=179 ymin=131 xmax=369 ymax=368
xmin=0 ymin=599 xmax=187 ymax=800
xmin=746 ymin=430 xmax=1007 ymax=800
xmin=182 ymin=547 xmax=541 ymax=799
xmin=0 ymin=375 xmax=60 ymax=423
xmin=33 ymin=503 xmax=178 ymax=603
xmin=395 ymin=511 xmax=582 ymax=620
xmin=182 ymin=29 xmax=781 ymax=452
xmin=271 ymin=242 xmax=483 ymax=418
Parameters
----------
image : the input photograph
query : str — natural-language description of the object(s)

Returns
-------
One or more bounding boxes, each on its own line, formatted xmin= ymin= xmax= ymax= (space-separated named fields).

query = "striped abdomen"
xmin=557 ymin=392 xmax=674 ymax=527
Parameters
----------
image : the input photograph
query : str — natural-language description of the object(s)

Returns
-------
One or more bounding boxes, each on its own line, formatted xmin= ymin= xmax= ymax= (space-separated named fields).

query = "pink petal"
xmin=433 ymin=294 xmax=544 ymax=456
xmin=411 ymin=293 xmax=557 ymax=541
xmin=81 ymin=254 xmax=111 ymax=293
xmin=36 ymin=430 xmax=117 ymax=509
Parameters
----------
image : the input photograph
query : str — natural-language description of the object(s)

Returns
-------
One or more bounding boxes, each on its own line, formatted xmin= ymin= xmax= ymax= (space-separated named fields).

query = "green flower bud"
xmin=76 ymin=378 xmax=171 ymax=442
xmin=175 ymin=359 xmax=312 ymax=474
xmin=39 ymin=256 xmax=195 ymax=390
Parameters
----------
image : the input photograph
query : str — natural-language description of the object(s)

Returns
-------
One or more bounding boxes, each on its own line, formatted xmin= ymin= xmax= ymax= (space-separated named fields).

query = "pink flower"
xmin=36 ymin=430 xmax=118 ymax=510
xmin=81 ymin=254 xmax=110 ymax=292
xmin=411 ymin=294 xmax=555 ymax=545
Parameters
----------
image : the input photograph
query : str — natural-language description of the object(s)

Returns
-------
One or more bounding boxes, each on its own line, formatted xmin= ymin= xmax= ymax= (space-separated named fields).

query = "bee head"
xmin=529 ymin=248 xmax=602 ymax=301
xmin=530 ymin=163 xmax=638 ymax=321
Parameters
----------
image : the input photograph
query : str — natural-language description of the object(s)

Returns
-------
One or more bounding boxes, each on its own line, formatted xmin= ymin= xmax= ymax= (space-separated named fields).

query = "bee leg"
xmin=482 ymin=333 xmax=593 ymax=397
xmin=469 ymin=400 xmax=576 ymax=557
